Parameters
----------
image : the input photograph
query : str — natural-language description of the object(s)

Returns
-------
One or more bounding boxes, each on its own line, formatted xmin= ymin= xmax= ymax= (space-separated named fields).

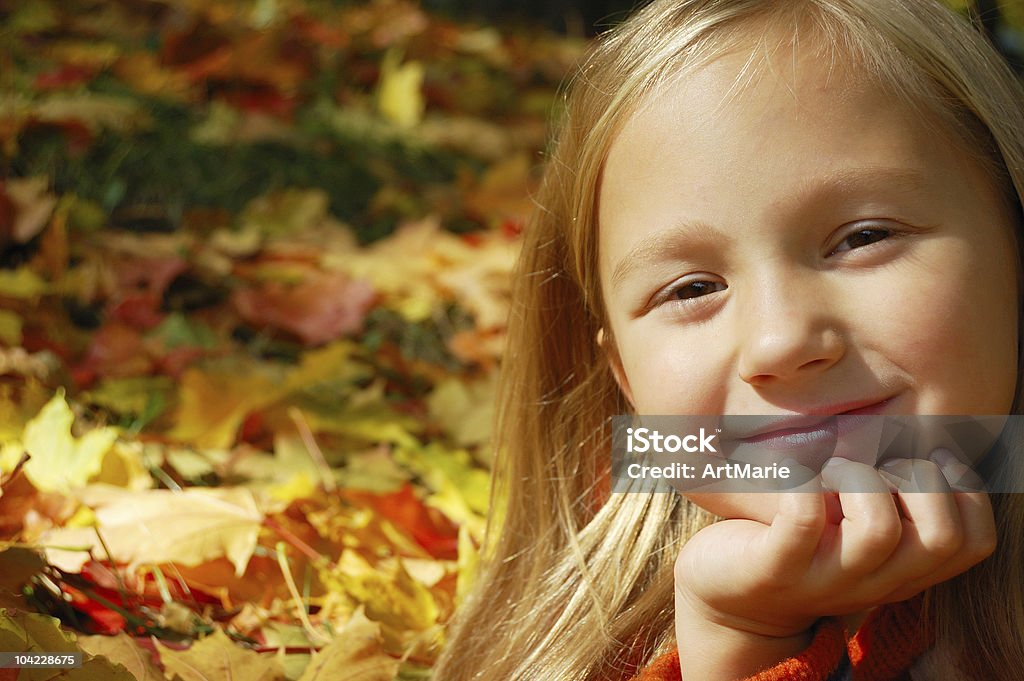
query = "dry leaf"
xmin=426 ymin=376 xmax=496 ymax=447
xmin=78 ymin=632 xmax=163 ymax=681
xmin=22 ymin=391 xmax=119 ymax=494
xmin=3 ymin=177 xmax=57 ymax=244
xmin=377 ymin=49 xmax=425 ymax=128
xmin=232 ymin=271 xmax=376 ymax=346
xmin=170 ymin=365 xmax=286 ymax=449
xmin=158 ymin=628 xmax=288 ymax=681
xmin=297 ymin=608 xmax=398 ymax=681
xmin=331 ymin=550 xmax=439 ymax=632
xmin=42 ymin=485 xmax=263 ymax=576
xmin=0 ymin=608 xmax=136 ymax=680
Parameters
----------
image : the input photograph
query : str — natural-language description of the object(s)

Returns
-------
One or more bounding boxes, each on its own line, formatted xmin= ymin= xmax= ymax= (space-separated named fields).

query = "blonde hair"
xmin=435 ymin=1 xmax=1024 ymax=679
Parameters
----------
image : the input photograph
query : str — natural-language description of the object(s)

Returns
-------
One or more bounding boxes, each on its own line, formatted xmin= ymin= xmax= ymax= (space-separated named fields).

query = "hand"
xmin=673 ymin=452 xmax=996 ymax=681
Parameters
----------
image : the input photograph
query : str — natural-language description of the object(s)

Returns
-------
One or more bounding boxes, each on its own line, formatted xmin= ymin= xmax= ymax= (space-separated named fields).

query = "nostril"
xmin=800 ymin=358 xmax=831 ymax=371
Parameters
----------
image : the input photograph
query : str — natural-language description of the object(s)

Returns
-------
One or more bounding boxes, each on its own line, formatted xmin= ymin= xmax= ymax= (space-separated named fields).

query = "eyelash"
xmin=655 ymin=224 xmax=899 ymax=308
xmin=827 ymin=225 xmax=895 ymax=256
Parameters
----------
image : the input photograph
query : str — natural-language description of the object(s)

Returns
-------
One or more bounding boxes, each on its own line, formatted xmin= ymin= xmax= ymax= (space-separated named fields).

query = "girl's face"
xmin=597 ymin=42 xmax=1020 ymax=520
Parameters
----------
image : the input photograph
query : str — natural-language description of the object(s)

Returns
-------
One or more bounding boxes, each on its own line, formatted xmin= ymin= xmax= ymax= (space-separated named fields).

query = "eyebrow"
xmin=609 ymin=219 xmax=730 ymax=291
xmin=606 ymin=166 xmax=931 ymax=291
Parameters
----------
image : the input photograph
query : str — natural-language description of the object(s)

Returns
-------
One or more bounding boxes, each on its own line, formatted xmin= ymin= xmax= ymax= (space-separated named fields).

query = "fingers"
xmin=877 ymin=452 xmax=996 ymax=601
xmin=818 ymin=458 xmax=903 ymax=574
xmin=821 ymin=452 xmax=996 ymax=604
xmin=761 ymin=479 xmax=827 ymax=577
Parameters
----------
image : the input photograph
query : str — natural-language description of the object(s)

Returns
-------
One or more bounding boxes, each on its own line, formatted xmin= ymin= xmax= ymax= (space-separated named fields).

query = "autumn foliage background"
xmin=1 ymin=0 xmax=1021 ymax=679
xmin=0 ymin=0 xmax=585 ymax=677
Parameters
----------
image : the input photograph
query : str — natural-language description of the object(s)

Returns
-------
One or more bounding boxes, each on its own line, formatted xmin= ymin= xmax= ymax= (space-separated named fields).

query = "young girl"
xmin=435 ymin=1 xmax=1024 ymax=679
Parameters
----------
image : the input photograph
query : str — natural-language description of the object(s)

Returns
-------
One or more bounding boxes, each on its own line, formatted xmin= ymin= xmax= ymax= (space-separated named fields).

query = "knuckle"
xmin=856 ymin=513 xmax=902 ymax=554
xmin=968 ymin=527 xmax=998 ymax=562
xmin=917 ymin=523 xmax=963 ymax=557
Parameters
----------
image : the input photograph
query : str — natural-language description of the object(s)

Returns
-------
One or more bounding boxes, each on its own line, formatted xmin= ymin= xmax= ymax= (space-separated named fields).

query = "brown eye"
xmin=832 ymin=228 xmax=891 ymax=254
xmin=672 ymin=280 xmax=727 ymax=300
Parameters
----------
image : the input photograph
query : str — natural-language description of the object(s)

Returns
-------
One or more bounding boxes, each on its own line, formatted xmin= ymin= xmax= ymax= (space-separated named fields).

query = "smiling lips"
xmin=730 ymin=397 xmax=894 ymax=452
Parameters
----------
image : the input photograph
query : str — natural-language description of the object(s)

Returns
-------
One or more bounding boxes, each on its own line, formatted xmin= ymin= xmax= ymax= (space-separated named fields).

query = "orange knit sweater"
xmin=631 ymin=595 xmax=932 ymax=681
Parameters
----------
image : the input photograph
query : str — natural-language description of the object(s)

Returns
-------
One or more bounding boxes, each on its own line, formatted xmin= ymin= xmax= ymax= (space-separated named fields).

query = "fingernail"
xmin=879 ymin=458 xmax=902 ymax=469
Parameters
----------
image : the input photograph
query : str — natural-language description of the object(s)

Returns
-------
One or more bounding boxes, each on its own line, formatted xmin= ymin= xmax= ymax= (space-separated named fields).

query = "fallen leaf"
xmin=158 ymin=628 xmax=288 ymax=681
xmin=0 ymin=608 xmax=136 ymax=680
xmin=82 ymin=376 xmax=174 ymax=420
xmin=170 ymin=364 xmax=287 ymax=449
xmin=297 ymin=608 xmax=398 ymax=681
xmin=0 ymin=548 xmax=45 ymax=611
xmin=79 ymin=633 xmax=162 ymax=680
xmin=377 ymin=49 xmax=425 ymax=128
xmin=345 ymin=485 xmax=459 ymax=560
xmin=426 ymin=375 xmax=496 ymax=447
xmin=338 ymin=447 xmax=411 ymax=493
xmin=74 ymin=322 xmax=154 ymax=384
xmin=33 ymin=92 xmax=149 ymax=134
xmin=22 ymin=391 xmax=119 ymax=494
xmin=239 ymin=188 xmax=339 ymax=239
xmin=42 ymin=485 xmax=263 ymax=576
xmin=232 ymin=271 xmax=377 ymax=346
xmin=112 ymin=51 xmax=194 ymax=101
xmin=0 ymin=267 xmax=50 ymax=299
xmin=454 ymin=525 xmax=479 ymax=607
xmin=329 ymin=550 xmax=439 ymax=632
xmin=3 ymin=177 xmax=57 ymax=244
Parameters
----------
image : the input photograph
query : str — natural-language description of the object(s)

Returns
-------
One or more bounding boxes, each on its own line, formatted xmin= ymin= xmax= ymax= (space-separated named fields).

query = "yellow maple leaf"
xmin=297 ymin=607 xmax=399 ymax=681
xmin=78 ymin=632 xmax=164 ymax=681
xmin=170 ymin=365 xmax=287 ymax=449
xmin=22 ymin=391 xmax=118 ymax=493
xmin=328 ymin=550 xmax=439 ymax=632
xmin=41 ymin=485 xmax=263 ymax=576
xmin=377 ymin=49 xmax=425 ymax=128
xmin=157 ymin=628 xmax=288 ymax=681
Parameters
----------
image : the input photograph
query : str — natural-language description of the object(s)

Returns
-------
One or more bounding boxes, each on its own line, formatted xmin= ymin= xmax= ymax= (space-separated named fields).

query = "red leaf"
xmin=75 ymin=322 xmax=153 ymax=383
xmin=346 ymin=485 xmax=459 ymax=560
xmin=109 ymin=293 xmax=166 ymax=330
xmin=157 ymin=346 xmax=205 ymax=378
xmin=115 ymin=256 xmax=187 ymax=301
xmin=64 ymin=585 xmax=127 ymax=635
xmin=232 ymin=271 xmax=377 ymax=346
xmin=33 ymin=65 xmax=97 ymax=90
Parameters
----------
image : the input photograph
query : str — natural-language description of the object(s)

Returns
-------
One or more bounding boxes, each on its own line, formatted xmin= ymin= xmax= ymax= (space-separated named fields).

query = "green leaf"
xmin=149 ymin=313 xmax=218 ymax=350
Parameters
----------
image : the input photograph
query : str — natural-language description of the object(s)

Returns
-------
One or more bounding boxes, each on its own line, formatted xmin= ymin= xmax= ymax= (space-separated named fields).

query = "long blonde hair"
xmin=435 ymin=1 xmax=1024 ymax=679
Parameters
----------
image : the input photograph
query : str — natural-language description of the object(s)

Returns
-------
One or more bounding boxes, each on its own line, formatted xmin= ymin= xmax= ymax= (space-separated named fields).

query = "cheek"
xmin=619 ymin=326 xmax=732 ymax=414
xmin=875 ymin=244 xmax=1018 ymax=412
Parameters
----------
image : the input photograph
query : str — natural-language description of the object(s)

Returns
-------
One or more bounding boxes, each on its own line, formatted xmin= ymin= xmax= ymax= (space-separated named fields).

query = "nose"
xmin=736 ymin=275 xmax=845 ymax=387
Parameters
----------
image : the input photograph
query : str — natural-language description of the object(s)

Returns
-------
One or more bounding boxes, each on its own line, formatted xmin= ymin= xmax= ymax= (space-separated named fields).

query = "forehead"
xmin=599 ymin=38 xmax=965 ymax=241
xmin=605 ymin=31 xmax=914 ymax=173
xmin=594 ymin=31 xmax=1016 ymax=294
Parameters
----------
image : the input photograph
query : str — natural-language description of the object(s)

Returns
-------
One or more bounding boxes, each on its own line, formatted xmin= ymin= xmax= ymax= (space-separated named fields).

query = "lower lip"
xmin=739 ymin=418 xmax=838 ymax=451
xmin=730 ymin=398 xmax=895 ymax=457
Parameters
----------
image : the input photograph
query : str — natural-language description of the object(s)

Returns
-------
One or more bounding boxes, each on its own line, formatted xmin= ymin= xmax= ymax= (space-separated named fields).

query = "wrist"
xmin=675 ymin=589 xmax=819 ymax=681
xmin=675 ymin=584 xmax=818 ymax=639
